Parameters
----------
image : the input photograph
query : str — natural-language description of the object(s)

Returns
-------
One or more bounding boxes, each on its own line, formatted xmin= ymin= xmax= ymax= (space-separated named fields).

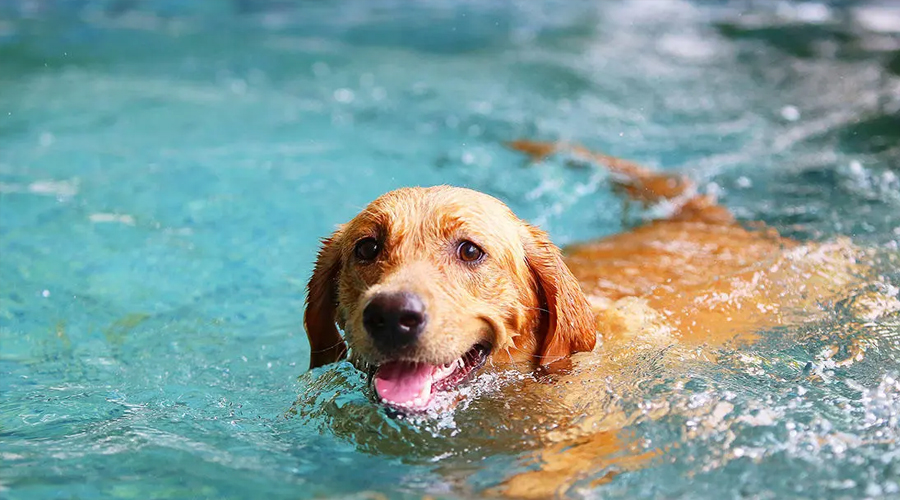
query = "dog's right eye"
xmin=354 ymin=238 xmax=381 ymax=262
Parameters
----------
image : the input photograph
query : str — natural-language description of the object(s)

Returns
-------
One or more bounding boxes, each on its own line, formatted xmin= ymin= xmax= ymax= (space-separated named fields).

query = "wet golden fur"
xmin=303 ymin=140 xmax=884 ymax=498
xmin=305 ymin=140 xmax=861 ymax=372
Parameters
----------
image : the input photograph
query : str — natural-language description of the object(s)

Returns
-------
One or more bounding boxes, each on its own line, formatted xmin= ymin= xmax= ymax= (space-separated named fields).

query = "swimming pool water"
xmin=1 ymin=1 xmax=899 ymax=498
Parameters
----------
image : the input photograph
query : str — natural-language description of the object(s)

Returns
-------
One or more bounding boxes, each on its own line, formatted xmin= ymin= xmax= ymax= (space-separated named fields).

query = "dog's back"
xmin=511 ymin=140 xmax=868 ymax=349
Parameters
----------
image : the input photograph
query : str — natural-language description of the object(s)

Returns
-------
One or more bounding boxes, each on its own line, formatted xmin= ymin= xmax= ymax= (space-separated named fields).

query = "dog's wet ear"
xmin=522 ymin=225 xmax=596 ymax=365
xmin=304 ymin=230 xmax=348 ymax=369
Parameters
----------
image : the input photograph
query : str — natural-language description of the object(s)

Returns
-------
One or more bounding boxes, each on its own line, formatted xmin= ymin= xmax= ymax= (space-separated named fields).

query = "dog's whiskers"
xmin=310 ymin=338 xmax=347 ymax=354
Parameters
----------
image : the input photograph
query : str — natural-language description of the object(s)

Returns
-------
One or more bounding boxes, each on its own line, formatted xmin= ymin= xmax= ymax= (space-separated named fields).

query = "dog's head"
xmin=304 ymin=186 xmax=595 ymax=411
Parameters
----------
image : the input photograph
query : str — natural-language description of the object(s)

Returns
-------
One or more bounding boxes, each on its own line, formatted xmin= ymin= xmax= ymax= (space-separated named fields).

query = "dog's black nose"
xmin=363 ymin=291 xmax=427 ymax=351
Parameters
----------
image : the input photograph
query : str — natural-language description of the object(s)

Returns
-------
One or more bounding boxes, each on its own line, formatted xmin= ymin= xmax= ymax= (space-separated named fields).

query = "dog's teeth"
xmin=382 ymin=395 xmax=431 ymax=410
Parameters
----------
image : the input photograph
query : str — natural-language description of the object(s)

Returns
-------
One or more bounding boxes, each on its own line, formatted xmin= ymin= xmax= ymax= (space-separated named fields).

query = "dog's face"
xmin=304 ymin=186 xmax=595 ymax=411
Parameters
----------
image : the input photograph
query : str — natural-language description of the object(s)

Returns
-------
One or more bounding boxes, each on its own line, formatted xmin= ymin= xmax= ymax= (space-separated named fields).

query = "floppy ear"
xmin=523 ymin=225 xmax=596 ymax=365
xmin=304 ymin=231 xmax=348 ymax=369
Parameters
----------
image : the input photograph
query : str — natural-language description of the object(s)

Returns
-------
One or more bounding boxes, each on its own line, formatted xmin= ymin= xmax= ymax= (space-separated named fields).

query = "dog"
xmin=301 ymin=140 xmax=891 ymax=497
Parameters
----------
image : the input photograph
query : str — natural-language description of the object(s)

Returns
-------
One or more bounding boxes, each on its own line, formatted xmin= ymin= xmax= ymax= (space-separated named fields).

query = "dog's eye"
xmin=354 ymin=238 xmax=381 ymax=262
xmin=457 ymin=240 xmax=485 ymax=263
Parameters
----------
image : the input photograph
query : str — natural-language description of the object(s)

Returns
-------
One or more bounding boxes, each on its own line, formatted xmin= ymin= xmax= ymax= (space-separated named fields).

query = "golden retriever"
xmin=301 ymin=140 xmax=893 ymax=497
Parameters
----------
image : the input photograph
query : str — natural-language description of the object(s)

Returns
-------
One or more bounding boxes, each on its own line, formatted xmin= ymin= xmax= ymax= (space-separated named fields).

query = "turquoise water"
xmin=2 ymin=1 xmax=900 ymax=498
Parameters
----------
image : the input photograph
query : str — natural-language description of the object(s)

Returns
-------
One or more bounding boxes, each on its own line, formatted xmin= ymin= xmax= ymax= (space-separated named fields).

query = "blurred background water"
xmin=1 ymin=1 xmax=899 ymax=498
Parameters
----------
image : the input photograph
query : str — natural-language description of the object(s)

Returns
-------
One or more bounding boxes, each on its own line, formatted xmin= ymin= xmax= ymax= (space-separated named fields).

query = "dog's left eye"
xmin=456 ymin=240 xmax=485 ymax=263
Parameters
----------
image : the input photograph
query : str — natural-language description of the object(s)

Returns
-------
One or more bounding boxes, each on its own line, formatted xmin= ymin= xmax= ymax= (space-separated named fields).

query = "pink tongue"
xmin=373 ymin=361 xmax=435 ymax=406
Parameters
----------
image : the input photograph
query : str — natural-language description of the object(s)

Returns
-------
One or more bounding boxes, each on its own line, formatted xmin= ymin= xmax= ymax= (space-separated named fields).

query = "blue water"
xmin=1 ymin=1 xmax=899 ymax=498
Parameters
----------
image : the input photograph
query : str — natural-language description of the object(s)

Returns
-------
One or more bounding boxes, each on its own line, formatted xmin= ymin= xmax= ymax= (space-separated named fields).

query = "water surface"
xmin=2 ymin=1 xmax=900 ymax=498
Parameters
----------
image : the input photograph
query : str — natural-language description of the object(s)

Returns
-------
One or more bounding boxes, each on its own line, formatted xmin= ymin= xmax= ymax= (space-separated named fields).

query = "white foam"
xmin=28 ymin=179 xmax=79 ymax=198
xmin=657 ymin=33 xmax=719 ymax=61
xmin=89 ymin=213 xmax=136 ymax=225
xmin=855 ymin=6 xmax=900 ymax=34
xmin=780 ymin=105 xmax=801 ymax=122
xmin=777 ymin=2 xmax=833 ymax=24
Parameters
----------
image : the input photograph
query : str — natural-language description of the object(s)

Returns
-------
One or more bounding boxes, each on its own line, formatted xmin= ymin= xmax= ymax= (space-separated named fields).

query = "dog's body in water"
xmin=301 ymin=141 xmax=895 ymax=498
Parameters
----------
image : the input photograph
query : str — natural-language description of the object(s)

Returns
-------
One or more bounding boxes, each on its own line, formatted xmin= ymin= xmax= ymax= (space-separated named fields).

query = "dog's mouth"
xmin=372 ymin=343 xmax=490 ymax=412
